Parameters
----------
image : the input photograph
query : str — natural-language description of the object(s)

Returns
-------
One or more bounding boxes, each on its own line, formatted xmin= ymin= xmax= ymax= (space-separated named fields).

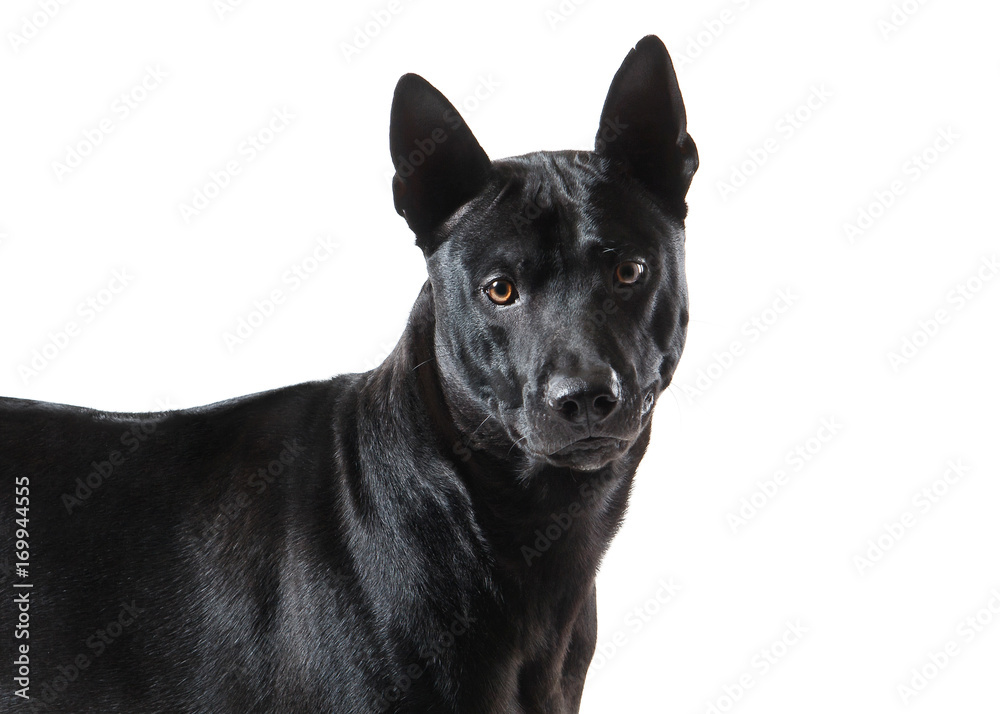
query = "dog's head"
xmin=390 ymin=36 xmax=697 ymax=471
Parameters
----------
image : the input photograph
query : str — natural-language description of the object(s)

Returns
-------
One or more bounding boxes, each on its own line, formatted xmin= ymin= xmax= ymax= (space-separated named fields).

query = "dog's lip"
xmin=552 ymin=436 xmax=626 ymax=455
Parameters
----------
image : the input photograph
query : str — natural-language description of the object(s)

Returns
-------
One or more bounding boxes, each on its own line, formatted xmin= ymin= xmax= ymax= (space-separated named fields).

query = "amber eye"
xmin=485 ymin=279 xmax=518 ymax=305
xmin=615 ymin=261 xmax=645 ymax=285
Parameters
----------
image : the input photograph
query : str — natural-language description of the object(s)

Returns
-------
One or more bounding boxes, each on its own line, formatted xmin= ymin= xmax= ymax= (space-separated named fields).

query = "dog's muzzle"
xmin=518 ymin=366 xmax=645 ymax=470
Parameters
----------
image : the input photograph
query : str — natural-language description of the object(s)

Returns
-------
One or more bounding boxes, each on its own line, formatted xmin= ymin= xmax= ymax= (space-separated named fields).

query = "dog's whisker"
xmin=507 ymin=435 xmax=528 ymax=456
xmin=471 ymin=414 xmax=494 ymax=437
xmin=663 ymin=383 xmax=682 ymax=418
xmin=411 ymin=357 xmax=435 ymax=371
xmin=507 ymin=436 xmax=528 ymax=456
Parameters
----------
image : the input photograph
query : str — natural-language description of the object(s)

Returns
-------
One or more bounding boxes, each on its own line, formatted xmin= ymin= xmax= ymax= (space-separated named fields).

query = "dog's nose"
xmin=545 ymin=370 xmax=621 ymax=425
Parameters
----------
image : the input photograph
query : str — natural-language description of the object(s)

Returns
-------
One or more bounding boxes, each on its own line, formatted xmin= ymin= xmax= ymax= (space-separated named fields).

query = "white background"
xmin=2 ymin=0 xmax=999 ymax=711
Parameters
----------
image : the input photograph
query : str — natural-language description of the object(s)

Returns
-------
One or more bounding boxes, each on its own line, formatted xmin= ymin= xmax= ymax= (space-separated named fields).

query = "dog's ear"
xmin=595 ymin=35 xmax=698 ymax=214
xmin=390 ymin=74 xmax=491 ymax=246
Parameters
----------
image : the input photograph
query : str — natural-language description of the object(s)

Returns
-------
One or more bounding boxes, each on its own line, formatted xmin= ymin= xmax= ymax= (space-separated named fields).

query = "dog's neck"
xmin=399 ymin=282 xmax=644 ymax=587
xmin=359 ymin=282 xmax=649 ymax=702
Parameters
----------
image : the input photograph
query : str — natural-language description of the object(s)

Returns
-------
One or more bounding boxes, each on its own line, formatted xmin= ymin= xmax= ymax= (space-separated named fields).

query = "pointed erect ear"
xmin=595 ymin=36 xmax=698 ymax=213
xmin=390 ymin=74 xmax=492 ymax=243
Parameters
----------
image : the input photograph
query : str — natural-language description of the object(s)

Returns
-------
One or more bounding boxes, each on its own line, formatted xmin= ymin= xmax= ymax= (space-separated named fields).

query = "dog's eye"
xmin=614 ymin=261 xmax=645 ymax=285
xmin=485 ymin=279 xmax=518 ymax=305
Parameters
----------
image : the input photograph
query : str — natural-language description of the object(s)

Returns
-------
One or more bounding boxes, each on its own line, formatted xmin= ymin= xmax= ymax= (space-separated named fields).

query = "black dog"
xmin=1 ymin=35 xmax=696 ymax=713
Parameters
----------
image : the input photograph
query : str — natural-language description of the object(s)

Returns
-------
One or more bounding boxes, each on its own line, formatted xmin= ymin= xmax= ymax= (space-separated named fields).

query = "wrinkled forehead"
xmin=431 ymin=150 xmax=683 ymax=271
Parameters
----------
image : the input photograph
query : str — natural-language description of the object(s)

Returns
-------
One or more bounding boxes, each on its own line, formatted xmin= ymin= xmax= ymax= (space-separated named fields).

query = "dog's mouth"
xmin=543 ymin=436 xmax=630 ymax=470
xmin=496 ymin=385 xmax=658 ymax=470
xmin=555 ymin=436 xmax=626 ymax=453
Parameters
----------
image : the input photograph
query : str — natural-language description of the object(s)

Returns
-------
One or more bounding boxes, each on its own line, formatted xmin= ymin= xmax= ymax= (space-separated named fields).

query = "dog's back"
xmin=1 ymin=381 xmax=350 ymax=711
